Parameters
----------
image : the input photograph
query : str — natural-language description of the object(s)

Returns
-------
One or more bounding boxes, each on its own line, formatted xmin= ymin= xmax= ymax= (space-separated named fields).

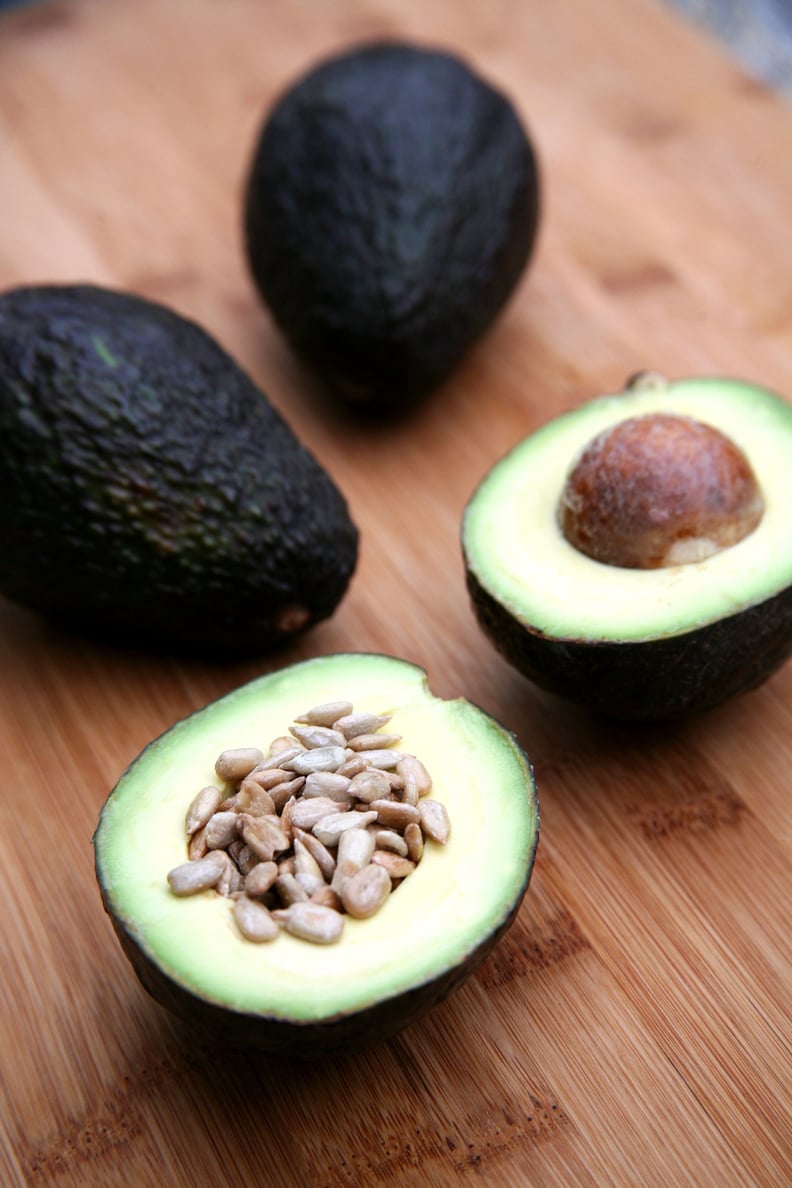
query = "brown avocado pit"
xmin=559 ymin=411 xmax=765 ymax=569
xmin=93 ymin=654 xmax=539 ymax=1057
xmin=462 ymin=374 xmax=792 ymax=720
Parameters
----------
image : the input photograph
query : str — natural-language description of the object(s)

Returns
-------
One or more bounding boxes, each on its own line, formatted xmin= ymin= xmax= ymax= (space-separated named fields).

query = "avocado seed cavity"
xmin=559 ymin=413 xmax=765 ymax=569
xmin=167 ymin=701 xmax=449 ymax=945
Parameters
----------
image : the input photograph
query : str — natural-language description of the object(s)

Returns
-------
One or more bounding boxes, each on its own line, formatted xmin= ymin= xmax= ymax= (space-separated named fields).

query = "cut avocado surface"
xmin=463 ymin=376 xmax=792 ymax=718
xmin=94 ymin=654 xmax=539 ymax=1056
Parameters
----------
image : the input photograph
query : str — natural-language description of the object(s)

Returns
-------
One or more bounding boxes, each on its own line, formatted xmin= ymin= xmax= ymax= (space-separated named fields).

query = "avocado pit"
xmin=559 ymin=412 xmax=765 ymax=569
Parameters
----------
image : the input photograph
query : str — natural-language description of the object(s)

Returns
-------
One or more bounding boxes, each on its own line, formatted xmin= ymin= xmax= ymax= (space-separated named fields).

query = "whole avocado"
xmin=244 ymin=41 xmax=540 ymax=414
xmin=0 ymin=284 xmax=358 ymax=653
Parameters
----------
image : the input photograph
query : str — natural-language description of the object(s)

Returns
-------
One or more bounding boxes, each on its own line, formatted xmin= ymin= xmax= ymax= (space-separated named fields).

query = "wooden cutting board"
xmin=1 ymin=0 xmax=790 ymax=1184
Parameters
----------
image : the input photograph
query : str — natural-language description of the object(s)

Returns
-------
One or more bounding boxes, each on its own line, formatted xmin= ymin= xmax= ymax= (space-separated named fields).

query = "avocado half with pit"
xmin=462 ymin=374 xmax=792 ymax=720
xmin=94 ymin=653 xmax=539 ymax=1057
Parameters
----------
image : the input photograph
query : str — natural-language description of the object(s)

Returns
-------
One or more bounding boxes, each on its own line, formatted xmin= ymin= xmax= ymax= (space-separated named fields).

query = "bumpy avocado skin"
xmin=467 ymin=568 xmax=792 ymax=720
xmin=0 ymin=284 xmax=358 ymax=652
xmin=244 ymin=41 xmax=540 ymax=413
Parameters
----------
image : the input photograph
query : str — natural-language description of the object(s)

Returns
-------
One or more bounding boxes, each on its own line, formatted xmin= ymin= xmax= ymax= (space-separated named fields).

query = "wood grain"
xmin=1 ymin=0 xmax=791 ymax=1184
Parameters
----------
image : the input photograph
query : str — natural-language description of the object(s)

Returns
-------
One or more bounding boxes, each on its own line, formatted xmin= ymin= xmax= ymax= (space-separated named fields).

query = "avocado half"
xmin=462 ymin=375 xmax=792 ymax=719
xmin=94 ymin=653 xmax=539 ymax=1057
xmin=244 ymin=41 xmax=540 ymax=414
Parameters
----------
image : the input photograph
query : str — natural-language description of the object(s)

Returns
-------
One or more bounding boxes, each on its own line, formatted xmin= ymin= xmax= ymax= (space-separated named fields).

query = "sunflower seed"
xmin=236 ymin=844 xmax=260 ymax=876
xmin=374 ymin=829 xmax=409 ymax=857
xmin=290 ymin=724 xmax=346 ymax=750
xmin=244 ymin=766 xmax=291 ymax=790
xmin=167 ymin=853 xmax=226 ymax=896
xmin=256 ymin=745 xmax=304 ymax=771
xmin=358 ymin=750 xmax=406 ymax=770
xmin=331 ymin=827 xmax=376 ymax=892
xmin=341 ymin=863 xmax=392 ymax=918
xmin=292 ymin=827 xmax=336 ymax=880
xmin=188 ymin=825 xmax=209 ymax=861
xmin=204 ymin=811 xmax=240 ymax=850
xmin=313 ymin=810 xmax=378 ymax=847
xmin=185 ymin=786 xmax=222 ymax=836
xmin=293 ymin=837 xmax=324 ymax=881
xmin=268 ymin=777 xmax=305 ymax=812
xmin=347 ymin=769 xmax=392 ymax=804
xmin=240 ymin=814 xmax=290 ymax=862
xmin=336 ymin=755 xmax=369 ymax=779
xmin=397 ymin=755 xmax=433 ymax=799
xmin=233 ymin=896 xmax=279 ymax=942
xmin=333 ymin=712 xmax=392 ymax=739
xmin=284 ymin=746 xmax=346 ymax=775
xmin=310 ymin=885 xmax=343 ymax=911
xmin=269 ymin=736 xmax=300 ymax=757
xmin=371 ymin=851 xmax=416 ymax=880
xmin=215 ymin=747 xmax=265 ymax=783
xmin=273 ymin=901 xmax=345 ymax=944
xmin=302 ymin=771 xmax=352 ymax=801
xmin=277 ymin=855 xmax=296 ymax=877
xmin=404 ymin=822 xmax=424 ymax=863
xmin=294 ymin=871 xmax=324 ymax=897
xmin=369 ymin=799 xmax=420 ymax=831
xmin=237 ymin=779 xmax=276 ymax=817
xmin=244 ymin=860 xmax=279 ymax=897
xmin=295 ymin=701 xmax=354 ymax=727
xmin=276 ymin=872 xmax=309 ymax=906
xmin=215 ymin=851 xmax=244 ymax=897
xmin=347 ymin=733 xmax=403 ymax=752
xmin=419 ymin=799 xmax=451 ymax=844
xmin=289 ymin=796 xmax=349 ymax=832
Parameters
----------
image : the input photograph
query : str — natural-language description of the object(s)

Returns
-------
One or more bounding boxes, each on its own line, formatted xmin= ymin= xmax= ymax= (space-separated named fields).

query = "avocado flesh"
xmin=463 ymin=378 xmax=792 ymax=718
xmin=94 ymin=654 xmax=539 ymax=1054
xmin=0 ymin=284 xmax=358 ymax=653
xmin=244 ymin=41 xmax=540 ymax=413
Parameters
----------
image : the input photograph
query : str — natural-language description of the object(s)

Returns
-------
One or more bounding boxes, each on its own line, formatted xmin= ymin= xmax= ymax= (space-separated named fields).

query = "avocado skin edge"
xmin=100 ymin=882 xmax=532 ymax=1059
xmin=244 ymin=41 xmax=540 ymax=414
xmin=466 ymin=568 xmax=792 ymax=720
xmin=0 ymin=284 xmax=358 ymax=654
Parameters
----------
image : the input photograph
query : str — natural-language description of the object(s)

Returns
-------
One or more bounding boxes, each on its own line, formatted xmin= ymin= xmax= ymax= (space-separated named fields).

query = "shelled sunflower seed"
xmin=166 ymin=702 xmax=450 ymax=945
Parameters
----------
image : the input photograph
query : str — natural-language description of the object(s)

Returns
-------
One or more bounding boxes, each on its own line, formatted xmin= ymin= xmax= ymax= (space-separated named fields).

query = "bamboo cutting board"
xmin=1 ymin=0 xmax=791 ymax=1184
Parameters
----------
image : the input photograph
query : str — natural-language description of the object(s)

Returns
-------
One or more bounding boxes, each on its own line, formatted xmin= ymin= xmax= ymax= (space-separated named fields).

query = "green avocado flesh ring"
xmin=94 ymin=654 xmax=538 ymax=1030
xmin=463 ymin=378 xmax=792 ymax=643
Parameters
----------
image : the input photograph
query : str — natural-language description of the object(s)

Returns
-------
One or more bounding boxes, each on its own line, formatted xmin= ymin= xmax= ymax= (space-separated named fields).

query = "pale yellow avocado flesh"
xmin=95 ymin=654 xmax=537 ymax=1022
xmin=463 ymin=378 xmax=792 ymax=642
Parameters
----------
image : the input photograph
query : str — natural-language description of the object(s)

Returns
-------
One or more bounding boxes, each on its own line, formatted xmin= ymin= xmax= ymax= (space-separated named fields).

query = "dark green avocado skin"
xmin=467 ymin=568 xmax=792 ymax=720
xmin=0 ymin=284 xmax=358 ymax=653
xmin=244 ymin=41 xmax=540 ymax=414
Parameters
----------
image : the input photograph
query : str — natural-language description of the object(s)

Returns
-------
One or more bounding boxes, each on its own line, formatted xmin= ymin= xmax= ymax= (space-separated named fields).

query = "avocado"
xmin=93 ymin=653 xmax=539 ymax=1057
xmin=462 ymin=374 xmax=792 ymax=720
xmin=244 ymin=41 xmax=540 ymax=414
xmin=0 ymin=284 xmax=358 ymax=653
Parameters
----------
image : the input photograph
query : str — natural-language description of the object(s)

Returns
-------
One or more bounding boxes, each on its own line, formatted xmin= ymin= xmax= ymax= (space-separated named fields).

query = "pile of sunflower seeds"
xmin=166 ymin=700 xmax=450 ymax=945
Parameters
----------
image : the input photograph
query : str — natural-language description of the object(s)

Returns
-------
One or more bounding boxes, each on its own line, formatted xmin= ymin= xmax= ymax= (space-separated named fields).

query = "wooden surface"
xmin=1 ymin=0 xmax=791 ymax=1184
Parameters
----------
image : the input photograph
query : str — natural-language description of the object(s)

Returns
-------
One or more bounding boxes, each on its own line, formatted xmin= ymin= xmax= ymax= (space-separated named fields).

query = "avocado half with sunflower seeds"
xmin=462 ymin=374 xmax=792 ymax=720
xmin=94 ymin=653 xmax=539 ymax=1057
xmin=244 ymin=41 xmax=540 ymax=414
